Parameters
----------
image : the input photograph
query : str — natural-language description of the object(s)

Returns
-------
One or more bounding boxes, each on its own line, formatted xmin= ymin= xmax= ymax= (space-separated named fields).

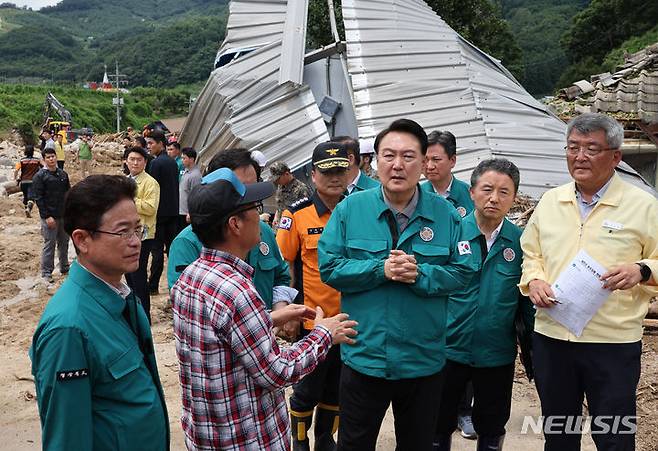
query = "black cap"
xmin=188 ymin=168 xmax=274 ymax=227
xmin=312 ymin=141 xmax=349 ymax=172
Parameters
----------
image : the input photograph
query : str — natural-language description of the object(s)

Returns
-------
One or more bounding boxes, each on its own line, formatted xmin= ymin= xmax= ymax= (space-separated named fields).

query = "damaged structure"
xmin=552 ymin=43 xmax=658 ymax=189
xmin=180 ymin=0 xmax=655 ymax=198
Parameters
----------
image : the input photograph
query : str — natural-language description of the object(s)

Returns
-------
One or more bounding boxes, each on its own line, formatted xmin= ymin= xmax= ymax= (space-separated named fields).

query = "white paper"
xmin=546 ymin=249 xmax=612 ymax=337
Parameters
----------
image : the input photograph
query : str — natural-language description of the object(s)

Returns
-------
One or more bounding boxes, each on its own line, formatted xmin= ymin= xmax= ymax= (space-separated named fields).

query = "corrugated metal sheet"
xmin=179 ymin=40 xmax=329 ymax=171
xmin=218 ymin=0 xmax=289 ymax=54
xmin=341 ymin=0 xmax=653 ymax=197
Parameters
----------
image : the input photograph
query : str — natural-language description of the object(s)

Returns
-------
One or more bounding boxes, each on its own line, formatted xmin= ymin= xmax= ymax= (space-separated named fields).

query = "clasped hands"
xmin=384 ymin=249 xmax=418 ymax=284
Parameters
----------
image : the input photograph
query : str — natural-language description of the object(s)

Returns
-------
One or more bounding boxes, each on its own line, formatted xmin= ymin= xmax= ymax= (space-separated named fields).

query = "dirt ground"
xmin=0 ymin=141 xmax=656 ymax=450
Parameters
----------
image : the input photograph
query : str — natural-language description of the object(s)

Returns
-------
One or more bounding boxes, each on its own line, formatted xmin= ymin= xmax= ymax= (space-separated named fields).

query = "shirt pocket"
xmin=411 ymin=242 xmax=450 ymax=265
xmin=303 ymin=235 xmax=321 ymax=269
xmin=257 ymin=255 xmax=278 ymax=272
xmin=107 ymin=345 xmax=144 ymax=381
xmin=346 ymin=239 xmax=388 ymax=260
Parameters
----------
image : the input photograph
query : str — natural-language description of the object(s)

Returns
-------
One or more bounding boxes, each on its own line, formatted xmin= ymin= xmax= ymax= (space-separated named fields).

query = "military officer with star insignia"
xmin=318 ymin=119 xmax=475 ymax=451
xmin=433 ymin=158 xmax=535 ymax=451
xmin=167 ymin=148 xmax=292 ymax=313
xmin=421 ymin=130 xmax=474 ymax=218
xmin=276 ymin=141 xmax=351 ymax=451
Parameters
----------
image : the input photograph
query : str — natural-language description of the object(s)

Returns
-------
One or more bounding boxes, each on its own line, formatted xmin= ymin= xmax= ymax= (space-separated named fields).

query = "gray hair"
xmin=566 ymin=113 xmax=624 ymax=149
xmin=470 ymin=158 xmax=520 ymax=193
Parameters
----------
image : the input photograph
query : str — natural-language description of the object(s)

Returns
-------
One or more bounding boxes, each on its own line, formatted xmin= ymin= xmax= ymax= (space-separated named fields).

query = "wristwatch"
xmin=636 ymin=262 xmax=652 ymax=283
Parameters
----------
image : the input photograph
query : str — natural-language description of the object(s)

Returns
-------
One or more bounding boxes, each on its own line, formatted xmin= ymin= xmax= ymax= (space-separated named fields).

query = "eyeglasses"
xmin=91 ymin=225 xmax=147 ymax=241
xmin=564 ymin=145 xmax=612 ymax=157
xmin=225 ymin=202 xmax=264 ymax=221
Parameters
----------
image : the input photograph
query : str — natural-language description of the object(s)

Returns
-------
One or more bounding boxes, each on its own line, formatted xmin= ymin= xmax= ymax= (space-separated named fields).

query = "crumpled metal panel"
xmin=342 ymin=0 xmax=653 ymax=197
xmin=219 ymin=0 xmax=289 ymax=54
xmin=179 ymin=40 xmax=329 ymax=171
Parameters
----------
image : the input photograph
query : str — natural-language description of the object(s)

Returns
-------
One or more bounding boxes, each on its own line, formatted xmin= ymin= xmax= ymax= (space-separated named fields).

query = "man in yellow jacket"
xmin=520 ymin=113 xmax=657 ymax=450
xmin=125 ymin=146 xmax=160 ymax=321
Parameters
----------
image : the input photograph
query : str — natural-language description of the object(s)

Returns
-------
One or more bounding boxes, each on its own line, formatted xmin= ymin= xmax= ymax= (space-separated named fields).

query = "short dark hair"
xmin=63 ymin=175 xmax=137 ymax=250
xmin=181 ymin=147 xmax=197 ymax=160
xmin=135 ymin=136 xmax=147 ymax=148
xmin=427 ymin=130 xmax=457 ymax=158
xmin=42 ymin=147 xmax=56 ymax=156
xmin=206 ymin=148 xmax=260 ymax=180
xmin=167 ymin=141 xmax=181 ymax=151
xmin=374 ymin=118 xmax=428 ymax=155
xmin=334 ymin=135 xmax=360 ymax=165
xmin=470 ymin=158 xmax=520 ymax=194
xmin=148 ymin=130 xmax=167 ymax=146
xmin=24 ymin=145 xmax=34 ymax=158
xmin=126 ymin=146 xmax=149 ymax=160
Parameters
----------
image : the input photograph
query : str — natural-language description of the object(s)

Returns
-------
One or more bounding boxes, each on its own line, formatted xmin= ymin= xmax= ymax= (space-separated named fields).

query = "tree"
xmin=306 ymin=0 xmax=524 ymax=82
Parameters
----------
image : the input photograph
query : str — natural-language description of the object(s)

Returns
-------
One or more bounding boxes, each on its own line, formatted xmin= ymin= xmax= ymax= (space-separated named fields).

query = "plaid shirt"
xmin=171 ymin=248 xmax=332 ymax=450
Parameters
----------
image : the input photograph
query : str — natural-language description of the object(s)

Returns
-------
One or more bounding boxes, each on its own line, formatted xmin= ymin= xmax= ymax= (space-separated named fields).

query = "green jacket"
xmin=167 ymin=222 xmax=290 ymax=308
xmin=352 ymin=171 xmax=380 ymax=193
xmin=78 ymin=141 xmax=92 ymax=160
xmin=446 ymin=213 xmax=535 ymax=367
xmin=30 ymin=261 xmax=169 ymax=451
xmin=319 ymin=187 xmax=475 ymax=379
xmin=421 ymin=176 xmax=474 ymax=218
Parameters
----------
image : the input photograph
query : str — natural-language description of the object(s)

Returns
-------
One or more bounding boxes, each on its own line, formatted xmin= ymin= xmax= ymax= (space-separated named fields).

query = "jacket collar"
xmin=374 ymin=184 xmax=435 ymax=222
xmin=461 ymin=212 xmax=516 ymax=243
xmin=558 ymin=172 xmax=623 ymax=207
xmin=68 ymin=260 xmax=127 ymax=319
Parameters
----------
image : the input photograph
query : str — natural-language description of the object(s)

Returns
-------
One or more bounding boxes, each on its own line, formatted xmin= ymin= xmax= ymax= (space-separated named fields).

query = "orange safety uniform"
xmin=276 ymin=192 xmax=340 ymax=329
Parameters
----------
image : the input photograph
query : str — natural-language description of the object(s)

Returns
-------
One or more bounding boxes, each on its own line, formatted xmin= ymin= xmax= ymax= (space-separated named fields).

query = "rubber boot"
xmin=313 ymin=403 xmax=339 ymax=451
xmin=476 ymin=434 xmax=505 ymax=451
xmin=290 ymin=409 xmax=313 ymax=451
xmin=432 ymin=433 xmax=452 ymax=451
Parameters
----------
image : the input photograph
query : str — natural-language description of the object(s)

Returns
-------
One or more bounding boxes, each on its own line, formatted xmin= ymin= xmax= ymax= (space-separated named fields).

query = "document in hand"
xmin=546 ymin=249 xmax=612 ymax=337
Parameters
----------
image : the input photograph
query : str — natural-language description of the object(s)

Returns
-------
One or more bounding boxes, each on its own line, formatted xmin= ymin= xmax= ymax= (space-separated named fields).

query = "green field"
xmin=0 ymin=84 xmax=196 ymax=141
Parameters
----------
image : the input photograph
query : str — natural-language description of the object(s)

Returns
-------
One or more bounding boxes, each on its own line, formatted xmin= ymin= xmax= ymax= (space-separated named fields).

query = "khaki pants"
xmin=80 ymin=159 xmax=91 ymax=178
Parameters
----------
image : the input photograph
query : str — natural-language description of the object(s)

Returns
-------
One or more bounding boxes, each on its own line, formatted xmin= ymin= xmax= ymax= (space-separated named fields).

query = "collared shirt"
xmin=277 ymin=192 xmax=342 ymax=328
xmin=30 ymin=261 xmax=169 ymax=451
xmin=575 ymin=175 xmax=614 ymax=219
xmin=171 ymin=248 xmax=331 ymax=450
xmin=79 ymin=262 xmax=131 ymax=298
xmin=485 ymin=219 xmax=505 ymax=251
xmin=346 ymin=171 xmax=362 ymax=194
xmin=381 ymin=186 xmax=419 ymax=232
xmin=520 ymin=173 xmax=658 ymax=343
xmin=420 ymin=176 xmax=473 ymax=218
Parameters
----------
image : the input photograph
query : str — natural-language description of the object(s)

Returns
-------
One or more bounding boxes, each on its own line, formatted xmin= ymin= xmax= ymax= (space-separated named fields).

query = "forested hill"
xmin=1 ymin=0 xmax=657 ymax=95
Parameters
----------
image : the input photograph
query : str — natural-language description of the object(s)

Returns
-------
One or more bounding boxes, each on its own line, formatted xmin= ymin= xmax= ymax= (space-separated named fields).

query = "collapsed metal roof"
xmin=180 ymin=0 xmax=655 ymax=198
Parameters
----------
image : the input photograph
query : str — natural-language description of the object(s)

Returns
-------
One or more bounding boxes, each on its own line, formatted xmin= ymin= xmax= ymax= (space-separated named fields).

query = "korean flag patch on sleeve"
xmin=278 ymin=216 xmax=293 ymax=231
xmin=457 ymin=240 xmax=472 ymax=255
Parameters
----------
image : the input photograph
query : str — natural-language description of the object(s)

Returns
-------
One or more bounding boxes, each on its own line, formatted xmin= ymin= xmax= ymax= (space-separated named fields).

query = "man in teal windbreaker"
xmin=30 ymin=175 xmax=169 ymax=451
xmin=319 ymin=119 xmax=475 ymax=451
xmin=420 ymin=130 xmax=473 ymax=218
xmin=167 ymin=149 xmax=291 ymax=310
xmin=434 ymin=159 xmax=534 ymax=451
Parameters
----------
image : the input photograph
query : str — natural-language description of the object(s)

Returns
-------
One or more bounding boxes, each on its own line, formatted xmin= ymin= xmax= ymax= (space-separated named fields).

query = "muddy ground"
xmin=0 ymin=141 xmax=656 ymax=450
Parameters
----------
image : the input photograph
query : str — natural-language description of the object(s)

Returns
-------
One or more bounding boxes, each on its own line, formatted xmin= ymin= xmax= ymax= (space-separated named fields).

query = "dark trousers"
xmin=126 ymin=239 xmax=153 ymax=322
xmin=436 ymin=359 xmax=514 ymax=437
xmin=533 ymin=332 xmax=641 ymax=451
xmin=149 ymin=216 xmax=178 ymax=292
xmin=20 ymin=182 xmax=32 ymax=205
xmin=338 ymin=365 xmax=444 ymax=451
xmin=459 ymin=382 xmax=474 ymax=417
xmin=290 ymin=343 xmax=342 ymax=412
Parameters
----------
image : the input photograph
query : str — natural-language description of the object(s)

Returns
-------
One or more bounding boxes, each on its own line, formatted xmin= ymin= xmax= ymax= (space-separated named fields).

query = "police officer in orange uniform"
xmin=276 ymin=142 xmax=350 ymax=451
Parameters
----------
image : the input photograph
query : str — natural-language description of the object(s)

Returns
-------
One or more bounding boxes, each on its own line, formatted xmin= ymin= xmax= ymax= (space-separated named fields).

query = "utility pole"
xmin=109 ymin=61 xmax=128 ymax=133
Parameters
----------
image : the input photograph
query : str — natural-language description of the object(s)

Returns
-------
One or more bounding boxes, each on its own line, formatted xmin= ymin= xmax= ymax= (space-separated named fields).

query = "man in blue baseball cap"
xmin=170 ymin=168 xmax=358 ymax=450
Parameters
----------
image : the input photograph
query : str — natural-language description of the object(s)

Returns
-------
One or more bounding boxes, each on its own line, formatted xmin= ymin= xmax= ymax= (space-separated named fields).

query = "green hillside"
xmin=0 ymin=84 xmax=195 ymax=139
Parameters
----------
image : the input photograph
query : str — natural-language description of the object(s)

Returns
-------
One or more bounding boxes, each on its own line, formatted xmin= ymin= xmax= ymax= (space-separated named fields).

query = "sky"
xmin=11 ymin=0 xmax=61 ymax=9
